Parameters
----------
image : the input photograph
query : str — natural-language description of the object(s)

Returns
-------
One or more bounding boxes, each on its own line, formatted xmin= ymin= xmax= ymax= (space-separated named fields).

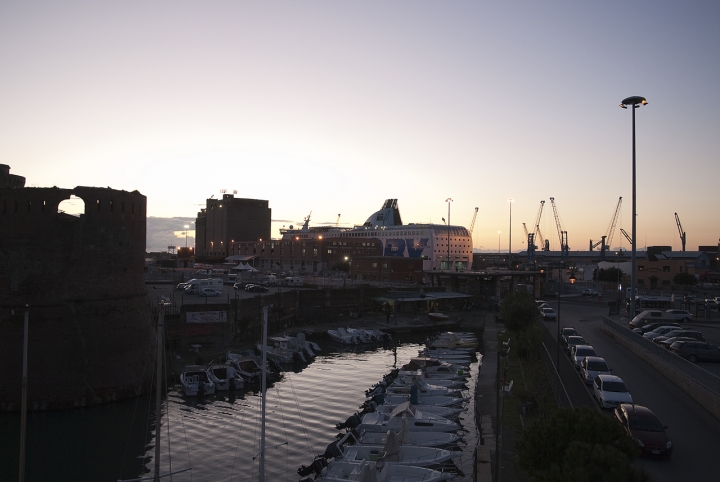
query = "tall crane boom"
xmin=674 ymin=212 xmax=686 ymax=251
xmin=606 ymin=197 xmax=622 ymax=248
xmin=620 ymin=228 xmax=633 ymax=245
xmin=469 ymin=207 xmax=479 ymax=233
xmin=532 ymin=201 xmax=546 ymax=250
xmin=550 ymin=197 xmax=569 ymax=258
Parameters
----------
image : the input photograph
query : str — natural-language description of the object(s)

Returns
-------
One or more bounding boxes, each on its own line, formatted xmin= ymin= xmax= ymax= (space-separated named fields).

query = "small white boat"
xmin=356 ymin=425 xmax=462 ymax=448
xmin=257 ymin=336 xmax=306 ymax=364
xmin=368 ymin=401 xmax=464 ymax=420
xmin=226 ymin=351 xmax=274 ymax=384
xmin=328 ymin=327 xmax=360 ymax=345
xmin=206 ymin=360 xmax=244 ymax=391
xmin=335 ymin=431 xmax=461 ymax=467
xmin=406 ymin=357 xmax=470 ymax=377
xmin=394 ymin=373 xmax=466 ymax=389
xmin=386 ymin=377 xmax=462 ymax=398
xmin=428 ymin=313 xmax=450 ymax=322
xmin=383 ymin=393 xmax=469 ymax=408
xmin=357 ymin=403 xmax=461 ymax=433
xmin=316 ymin=458 xmax=455 ymax=482
xmin=180 ymin=365 xmax=216 ymax=396
xmin=428 ymin=333 xmax=478 ymax=349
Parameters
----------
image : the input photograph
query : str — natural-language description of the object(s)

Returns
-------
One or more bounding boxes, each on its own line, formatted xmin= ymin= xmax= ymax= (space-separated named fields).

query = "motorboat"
xmin=284 ymin=333 xmax=317 ymax=359
xmin=345 ymin=327 xmax=392 ymax=344
xmin=383 ymin=393 xmax=468 ymax=408
xmin=314 ymin=458 xmax=455 ymax=482
xmin=226 ymin=351 xmax=275 ymax=384
xmin=394 ymin=373 xmax=465 ymax=389
xmin=257 ymin=336 xmax=306 ymax=364
xmin=428 ymin=313 xmax=450 ymax=322
xmin=427 ymin=334 xmax=477 ymax=350
xmin=328 ymin=327 xmax=360 ymax=345
xmin=206 ymin=360 xmax=245 ymax=391
xmin=366 ymin=401 xmax=464 ymax=420
xmin=332 ymin=431 xmax=461 ymax=467
xmin=180 ymin=365 xmax=216 ymax=396
xmin=286 ymin=332 xmax=321 ymax=357
xmin=357 ymin=403 xmax=461 ymax=433
xmin=405 ymin=357 xmax=470 ymax=377
xmin=386 ymin=377 xmax=462 ymax=398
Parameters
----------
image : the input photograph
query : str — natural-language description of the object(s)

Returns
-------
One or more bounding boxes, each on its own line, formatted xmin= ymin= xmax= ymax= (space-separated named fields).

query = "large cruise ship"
xmin=280 ymin=199 xmax=472 ymax=271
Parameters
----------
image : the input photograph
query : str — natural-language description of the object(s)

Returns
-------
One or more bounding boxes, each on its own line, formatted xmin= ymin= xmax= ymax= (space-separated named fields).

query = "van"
xmin=284 ymin=276 xmax=304 ymax=287
xmin=258 ymin=275 xmax=277 ymax=286
xmin=184 ymin=278 xmax=223 ymax=295
xmin=629 ymin=310 xmax=676 ymax=329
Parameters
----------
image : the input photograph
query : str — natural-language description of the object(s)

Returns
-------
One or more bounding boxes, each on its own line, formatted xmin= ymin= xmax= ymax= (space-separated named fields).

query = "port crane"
xmin=590 ymin=197 xmax=622 ymax=260
xmin=524 ymin=201 xmax=547 ymax=251
xmin=675 ymin=212 xmax=686 ymax=251
xmin=620 ymin=228 xmax=633 ymax=245
xmin=550 ymin=197 xmax=569 ymax=259
xmin=469 ymin=207 xmax=479 ymax=249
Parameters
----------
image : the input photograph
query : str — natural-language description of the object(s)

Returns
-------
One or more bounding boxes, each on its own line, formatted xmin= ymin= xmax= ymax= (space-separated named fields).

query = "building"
xmin=195 ymin=194 xmax=271 ymax=262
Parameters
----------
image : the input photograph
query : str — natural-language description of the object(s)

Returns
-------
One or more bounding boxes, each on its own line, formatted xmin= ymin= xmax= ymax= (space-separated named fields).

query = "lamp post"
xmin=184 ymin=225 xmax=189 ymax=248
xmin=508 ymin=199 xmax=513 ymax=269
xmin=446 ymin=198 xmax=453 ymax=271
xmin=556 ymin=263 xmax=562 ymax=373
xmin=620 ymin=96 xmax=647 ymax=320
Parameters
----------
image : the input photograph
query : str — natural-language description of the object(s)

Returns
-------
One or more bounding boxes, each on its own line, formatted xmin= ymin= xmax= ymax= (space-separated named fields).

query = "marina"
xmin=0 ymin=332 xmax=480 ymax=482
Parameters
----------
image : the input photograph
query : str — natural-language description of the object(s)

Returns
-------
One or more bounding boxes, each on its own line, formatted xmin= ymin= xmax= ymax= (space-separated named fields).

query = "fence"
xmin=602 ymin=317 xmax=720 ymax=395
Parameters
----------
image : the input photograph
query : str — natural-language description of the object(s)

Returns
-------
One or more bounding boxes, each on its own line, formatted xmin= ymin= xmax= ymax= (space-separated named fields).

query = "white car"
xmin=199 ymin=288 xmax=221 ymax=297
xmin=571 ymin=345 xmax=597 ymax=370
xmin=665 ymin=309 xmax=692 ymax=323
xmin=593 ymin=374 xmax=632 ymax=409
xmin=582 ymin=289 xmax=598 ymax=297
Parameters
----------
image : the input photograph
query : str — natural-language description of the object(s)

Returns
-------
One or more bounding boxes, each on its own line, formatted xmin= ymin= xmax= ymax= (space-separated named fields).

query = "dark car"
xmin=560 ymin=328 xmax=579 ymax=349
xmin=233 ymin=282 xmax=249 ymax=290
xmin=246 ymin=284 xmax=269 ymax=293
xmin=669 ymin=340 xmax=720 ymax=362
xmin=633 ymin=322 xmax=681 ymax=336
xmin=614 ymin=404 xmax=672 ymax=459
xmin=565 ymin=335 xmax=587 ymax=355
xmin=653 ymin=329 xmax=703 ymax=345
xmin=658 ymin=336 xmax=700 ymax=350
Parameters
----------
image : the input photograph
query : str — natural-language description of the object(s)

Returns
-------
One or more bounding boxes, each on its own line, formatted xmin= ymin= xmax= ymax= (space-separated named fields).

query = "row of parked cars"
xmin=629 ymin=314 xmax=720 ymax=362
xmin=535 ymin=299 xmax=557 ymax=321
xmin=559 ymin=326 xmax=674 ymax=459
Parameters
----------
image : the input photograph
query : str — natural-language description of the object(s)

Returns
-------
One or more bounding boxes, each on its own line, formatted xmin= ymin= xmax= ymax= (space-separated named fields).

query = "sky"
xmin=2 ymin=1 xmax=719 ymax=253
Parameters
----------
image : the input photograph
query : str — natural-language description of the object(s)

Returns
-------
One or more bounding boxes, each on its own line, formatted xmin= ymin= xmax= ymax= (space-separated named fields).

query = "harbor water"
xmin=1 ymin=335 xmax=480 ymax=482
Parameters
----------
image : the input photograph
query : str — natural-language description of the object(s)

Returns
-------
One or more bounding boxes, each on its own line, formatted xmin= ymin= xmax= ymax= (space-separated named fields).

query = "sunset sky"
xmin=2 ymin=1 xmax=719 ymax=253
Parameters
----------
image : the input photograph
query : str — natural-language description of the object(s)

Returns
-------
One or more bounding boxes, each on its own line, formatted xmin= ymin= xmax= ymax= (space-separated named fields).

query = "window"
xmin=372 ymin=262 xmax=378 ymax=268
xmin=638 ymin=265 xmax=644 ymax=271
xmin=663 ymin=266 xmax=670 ymax=272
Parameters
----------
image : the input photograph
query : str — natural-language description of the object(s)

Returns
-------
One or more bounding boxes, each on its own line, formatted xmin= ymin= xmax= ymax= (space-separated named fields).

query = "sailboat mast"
xmin=259 ymin=306 xmax=268 ymax=482
xmin=18 ymin=306 xmax=29 ymax=482
xmin=154 ymin=306 xmax=164 ymax=482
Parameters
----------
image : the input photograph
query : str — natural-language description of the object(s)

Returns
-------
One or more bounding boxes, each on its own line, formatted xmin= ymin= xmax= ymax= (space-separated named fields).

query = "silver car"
xmin=593 ymin=374 xmax=633 ymax=409
xmin=580 ymin=356 xmax=611 ymax=385
xmin=571 ymin=345 xmax=597 ymax=370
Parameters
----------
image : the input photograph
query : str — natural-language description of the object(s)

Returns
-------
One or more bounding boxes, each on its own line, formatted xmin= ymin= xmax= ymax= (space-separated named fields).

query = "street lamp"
xmin=620 ymin=95 xmax=647 ymax=319
xmin=508 ymin=199 xmax=513 ymax=269
xmin=184 ymin=225 xmax=189 ymax=248
xmin=446 ymin=198 xmax=453 ymax=271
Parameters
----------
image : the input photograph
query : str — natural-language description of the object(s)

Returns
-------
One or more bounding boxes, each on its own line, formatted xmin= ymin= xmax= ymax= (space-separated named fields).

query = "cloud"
xmin=147 ymin=216 xmax=195 ymax=252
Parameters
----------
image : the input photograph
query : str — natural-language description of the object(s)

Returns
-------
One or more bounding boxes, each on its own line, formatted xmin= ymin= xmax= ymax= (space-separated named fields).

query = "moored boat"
xmin=180 ymin=365 xmax=216 ymax=396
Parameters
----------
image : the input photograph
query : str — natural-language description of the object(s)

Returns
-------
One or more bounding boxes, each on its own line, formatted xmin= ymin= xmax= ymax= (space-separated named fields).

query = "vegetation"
xmin=516 ymin=407 xmax=649 ymax=482
xmin=597 ymin=267 xmax=624 ymax=282
xmin=500 ymin=291 xmax=539 ymax=332
xmin=673 ymin=272 xmax=698 ymax=286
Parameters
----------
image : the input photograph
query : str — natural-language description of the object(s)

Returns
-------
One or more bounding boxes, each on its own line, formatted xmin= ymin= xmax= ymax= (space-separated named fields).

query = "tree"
xmin=517 ymin=407 xmax=645 ymax=482
xmin=598 ymin=267 xmax=624 ymax=282
xmin=500 ymin=290 xmax=539 ymax=332
xmin=673 ymin=272 xmax=698 ymax=286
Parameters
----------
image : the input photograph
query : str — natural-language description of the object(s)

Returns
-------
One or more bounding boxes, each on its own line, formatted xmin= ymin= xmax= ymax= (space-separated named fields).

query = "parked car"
xmin=233 ymin=282 xmax=249 ymax=290
xmin=613 ymin=404 xmax=672 ymax=459
xmin=541 ymin=307 xmax=557 ymax=321
xmin=593 ymin=374 xmax=633 ymax=409
xmin=245 ymin=284 xmax=269 ymax=293
xmin=176 ymin=282 xmax=189 ymax=291
xmin=538 ymin=302 xmax=551 ymax=312
xmin=535 ymin=299 xmax=547 ymax=307
xmin=580 ymin=356 xmax=611 ymax=385
xmin=565 ymin=335 xmax=587 ymax=355
xmin=658 ymin=336 xmax=701 ymax=350
xmin=665 ymin=309 xmax=693 ymax=323
xmin=199 ymin=288 xmax=221 ymax=297
xmin=703 ymin=299 xmax=719 ymax=311
xmin=571 ymin=345 xmax=597 ymax=370
xmin=652 ymin=329 xmax=704 ymax=345
xmin=560 ymin=327 xmax=579 ymax=349
xmin=642 ymin=325 xmax=686 ymax=341
xmin=633 ymin=322 xmax=681 ymax=335
xmin=669 ymin=340 xmax=720 ymax=362
xmin=196 ymin=269 xmax=208 ymax=275
xmin=582 ymin=289 xmax=598 ymax=297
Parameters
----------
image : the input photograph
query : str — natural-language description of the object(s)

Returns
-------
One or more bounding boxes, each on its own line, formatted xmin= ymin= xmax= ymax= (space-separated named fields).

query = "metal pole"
xmin=154 ymin=306 xmax=164 ymax=482
xmin=508 ymin=201 xmax=512 ymax=269
xmin=18 ymin=306 xmax=29 ymax=482
xmin=630 ymin=106 xmax=637 ymax=320
xmin=259 ymin=306 xmax=269 ymax=482
xmin=556 ymin=267 xmax=561 ymax=373
xmin=495 ymin=349 xmax=501 ymax=482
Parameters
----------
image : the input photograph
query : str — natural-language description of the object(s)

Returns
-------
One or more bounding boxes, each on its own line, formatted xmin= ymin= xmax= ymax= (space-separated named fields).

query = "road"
xmin=543 ymin=298 xmax=720 ymax=482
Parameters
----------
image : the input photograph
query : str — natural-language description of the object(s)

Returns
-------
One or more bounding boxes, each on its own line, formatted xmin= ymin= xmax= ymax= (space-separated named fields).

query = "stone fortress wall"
xmin=0 ymin=165 xmax=155 ymax=410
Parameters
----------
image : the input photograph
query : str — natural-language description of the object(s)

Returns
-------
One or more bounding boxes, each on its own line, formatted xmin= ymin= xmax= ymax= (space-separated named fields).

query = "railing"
xmin=602 ymin=317 xmax=720 ymax=395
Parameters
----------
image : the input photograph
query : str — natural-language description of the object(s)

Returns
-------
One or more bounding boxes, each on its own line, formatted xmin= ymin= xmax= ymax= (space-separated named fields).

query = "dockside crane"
xmin=620 ymin=228 xmax=633 ymax=245
xmin=675 ymin=212 xmax=686 ymax=251
xmin=550 ymin=197 xmax=569 ymax=259
xmin=469 ymin=207 xmax=479 ymax=248
xmin=531 ymin=201 xmax=547 ymax=251
xmin=590 ymin=197 xmax=622 ymax=260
